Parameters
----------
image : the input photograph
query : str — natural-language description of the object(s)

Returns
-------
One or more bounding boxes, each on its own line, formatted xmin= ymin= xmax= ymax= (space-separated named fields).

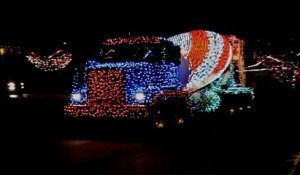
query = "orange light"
xmin=0 ymin=48 xmax=5 ymax=55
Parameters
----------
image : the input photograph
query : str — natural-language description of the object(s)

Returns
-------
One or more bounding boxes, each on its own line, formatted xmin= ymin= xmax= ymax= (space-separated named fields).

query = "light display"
xmin=151 ymin=90 xmax=189 ymax=106
xmin=228 ymin=36 xmax=246 ymax=86
xmin=190 ymin=89 xmax=221 ymax=113
xmin=246 ymin=54 xmax=299 ymax=87
xmin=188 ymin=31 xmax=208 ymax=72
xmin=86 ymin=61 xmax=180 ymax=105
xmin=103 ymin=36 xmax=161 ymax=45
xmin=204 ymin=38 xmax=232 ymax=91
xmin=190 ymin=63 xmax=254 ymax=113
xmin=65 ymin=31 xmax=253 ymax=118
xmin=168 ymin=30 xmax=232 ymax=91
xmin=65 ymin=60 xmax=182 ymax=118
xmin=199 ymin=90 xmax=221 ymax=113
xmin=210 ymin=36 xmax=230 ymax=76
xmin=220 ymin=64 xmax=238 ymax=87
xmin=26 ymin=49 xmax=72 ymax=71
xmin=64 ymin=104 xmax=149 ymax=118
xmin=211 ymin=64 xmax=255 ymax=99
xmin=168 ymin=32 xmax=191 ymax=57
xmin=70 ymin=68 xmax=87 ymax=104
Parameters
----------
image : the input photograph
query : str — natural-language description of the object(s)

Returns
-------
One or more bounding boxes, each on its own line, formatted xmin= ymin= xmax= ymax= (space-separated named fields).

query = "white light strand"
xmin=186 ymin=31 xmax=224 ymax=90
xmin=168 ymin=32 xmax=191 ymax=57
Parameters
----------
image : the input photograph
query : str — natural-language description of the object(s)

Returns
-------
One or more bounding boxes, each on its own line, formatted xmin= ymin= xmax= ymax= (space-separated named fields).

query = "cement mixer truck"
xmin=64 ymin=30 xmax=254 ymax=127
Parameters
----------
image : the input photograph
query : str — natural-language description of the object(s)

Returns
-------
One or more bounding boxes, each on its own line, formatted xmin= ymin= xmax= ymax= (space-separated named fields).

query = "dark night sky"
xmin=1 ymin=2 xmax=299 ymax=93
xmin=1 ymin=2 xmax=299 ymax=54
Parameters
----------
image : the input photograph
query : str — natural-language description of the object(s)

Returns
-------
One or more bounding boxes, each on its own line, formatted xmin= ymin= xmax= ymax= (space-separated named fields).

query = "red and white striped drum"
xmin=168 ymin=30 xmax=232 ymax=92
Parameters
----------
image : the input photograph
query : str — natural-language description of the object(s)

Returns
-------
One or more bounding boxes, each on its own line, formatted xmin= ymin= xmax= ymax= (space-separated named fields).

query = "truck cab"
xmin=64 ymin=36 xmax=190 ymax=126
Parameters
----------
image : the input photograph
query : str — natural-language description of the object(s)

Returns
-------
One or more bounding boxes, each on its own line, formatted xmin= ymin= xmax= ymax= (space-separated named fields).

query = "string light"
xmin=190 ymin=89 xmax=221 ymax=113
xmin=65 ymin=31 xmax=254 ymax=117
xmin=227 ymin=36 xmax=246 ymax=86
xmin=26 ymin=49 xmax=72 ymax=71
xmin=212 ymin=64 xmax=255 ymax=99
xmin=190 ymin=63 xmax=254 ymax=113
xmin=168 ymin=30 xmax=232 ymax=91
xmin=104 ymin=36 xmax=161 ymax=45
xmin=70 ymin=69 xmax=87 ymax=104
xmin=246 ymin=54 xmax=299 ymax=87
xmin=86 ymin=61 xmax=180 ymax=105
xmin=168 ymin=32 xmax=191 ymax=57
xmin=65 ymin=60 xmax=182 ymax=118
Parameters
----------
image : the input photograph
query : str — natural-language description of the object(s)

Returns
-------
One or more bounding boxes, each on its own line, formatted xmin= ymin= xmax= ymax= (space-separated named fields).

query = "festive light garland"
xmin=26 ymin=49 xmax=72 ymax=71
xmin=86 ymin=61 xmax=180 ymax=105
xmin=65 ymin=60 xmax=182 ymax=118
xmin=64 ymin=104 xmax=149 ymax=118
xmin=103 ymin=36 xmax=162 ymax=45
xmin=246 ymin=54 xmax=299 ymax=87
xmin=190 ymin=89 xmax=221 ymax=113
xmin=66 ymin=31 xmax=253 ymax=117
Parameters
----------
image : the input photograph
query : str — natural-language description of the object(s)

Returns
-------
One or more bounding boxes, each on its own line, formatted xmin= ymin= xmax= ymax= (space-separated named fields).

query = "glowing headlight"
xmin=135 ymin=92 xmax=145 ymax=101
xmin=20 ymin=82 xmax=25 ymax=89
xmin=71 ymin=93 xmax=82 ymax=102
xmin=7 ymin=81 xmax=16 ymax=92
xmin=9 ymin=94 xmax=19 ymax=98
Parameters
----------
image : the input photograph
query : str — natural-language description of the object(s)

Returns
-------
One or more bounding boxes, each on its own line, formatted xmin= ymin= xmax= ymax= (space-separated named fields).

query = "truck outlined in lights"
xmin=64 ymin=31 xmax=254 ymax=127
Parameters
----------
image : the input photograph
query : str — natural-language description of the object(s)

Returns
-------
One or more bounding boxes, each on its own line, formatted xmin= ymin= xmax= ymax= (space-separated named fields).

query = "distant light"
xmin=7 ymin=82 xmax=16 ymax=92
xmin=0 ymin=48 xmax=5 ymax=55
xmin=22 ymin=94 xmax=30 ymax=98
xmin=63 ymin=42 xmax=67 ymax=45
xmin=71 ymin=93 xmax=81 ymax=102
xmin=20 ymin=82 xmax=25 ymax=89
xmin=155 ymin=121 xmax=164 ymax=128
xmin=135 ymin=92 xmax=145 ymax=101
xmin=9 ymin=94 xmax=19 ymax=98
xmin=177 ymin=118 xmax=184 ymax=125
xmin=247 ymin=105 xmax=251 ymax=109
xmin=239 ymin=107 xmax=243 ymax=111
xmin=229 ymin=108 xmax=235 ymax=114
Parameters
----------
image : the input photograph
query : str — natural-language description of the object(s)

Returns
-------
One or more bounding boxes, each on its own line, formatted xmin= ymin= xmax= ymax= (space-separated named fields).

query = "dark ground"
xmin=1 ymin=78 xmax=299 ymax=175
